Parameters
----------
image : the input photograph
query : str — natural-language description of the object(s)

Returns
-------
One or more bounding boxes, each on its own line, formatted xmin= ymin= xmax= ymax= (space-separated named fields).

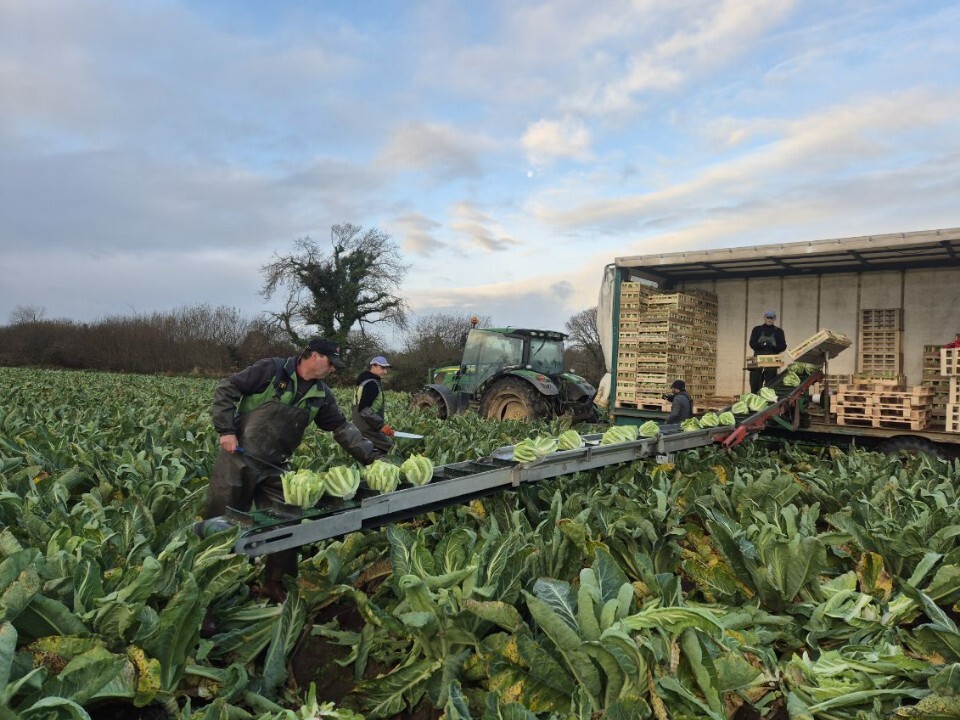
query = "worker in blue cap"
xmin=748 ymin=310 xmax=787 ymax=393
xmin=353 ymin=355 xmax=395 ymax=452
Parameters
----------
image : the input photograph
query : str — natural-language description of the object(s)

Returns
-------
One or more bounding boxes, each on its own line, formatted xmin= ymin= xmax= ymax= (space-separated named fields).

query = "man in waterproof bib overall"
xmin=206 ymin=338 xmax=380 ymax=603
xmin=352 ymin=355 xmax=395 ymax=453
xmin=748 ymin=310 xmax=787 ymax=394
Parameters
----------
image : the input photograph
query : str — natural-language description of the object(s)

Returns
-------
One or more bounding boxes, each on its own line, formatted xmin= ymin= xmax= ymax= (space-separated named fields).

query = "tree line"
xmin=1 ymin=224 xmax=605 ymax=391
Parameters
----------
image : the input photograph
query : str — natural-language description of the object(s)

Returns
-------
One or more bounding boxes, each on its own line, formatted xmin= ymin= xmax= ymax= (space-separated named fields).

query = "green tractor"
xmin=409 ymin=327 xmax=598 ymax=422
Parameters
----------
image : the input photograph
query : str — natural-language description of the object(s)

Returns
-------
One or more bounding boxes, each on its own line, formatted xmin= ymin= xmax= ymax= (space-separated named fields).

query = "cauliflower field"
xmin=2 ymin=366 xmax=960 ymax=720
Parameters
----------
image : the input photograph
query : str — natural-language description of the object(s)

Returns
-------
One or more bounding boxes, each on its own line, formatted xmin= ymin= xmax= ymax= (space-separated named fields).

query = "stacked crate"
xmin=614 ymin=285 xmax=718 ymax=408
xmin=855 ymin=308 xmax=905 ymax=386
xmin=944 ymin=347 xmax=960 ymax=433
xmin=614 ymin=282 xmax=652 ymax=407
xmin=922 ymin=345 xmax=950 ymax=430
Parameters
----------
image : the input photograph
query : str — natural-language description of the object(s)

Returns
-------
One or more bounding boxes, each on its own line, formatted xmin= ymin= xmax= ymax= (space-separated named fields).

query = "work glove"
xmin=381 ymin=425 xmax=395 ymax=437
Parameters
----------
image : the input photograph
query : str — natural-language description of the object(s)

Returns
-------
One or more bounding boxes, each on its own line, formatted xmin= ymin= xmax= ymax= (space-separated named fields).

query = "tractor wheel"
xmin=480 ymin=377 xmax=549 ymax=422
xmin=877 ymin=435 xmax=949 ymax=460
xmin=409 ymin=389 xmax=448 ymax=420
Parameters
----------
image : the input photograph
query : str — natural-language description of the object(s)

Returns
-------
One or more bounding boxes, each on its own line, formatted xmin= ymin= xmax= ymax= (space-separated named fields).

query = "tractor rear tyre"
xmin=480 ymin=377 xmax=549 ymax=422
xmin=409 ymin=389 xmax=448 ymax=420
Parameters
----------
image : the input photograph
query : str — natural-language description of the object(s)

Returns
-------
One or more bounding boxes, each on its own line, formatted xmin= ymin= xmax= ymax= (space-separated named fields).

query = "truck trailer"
xmin=598 ymin=227 xmax=960 ymax=456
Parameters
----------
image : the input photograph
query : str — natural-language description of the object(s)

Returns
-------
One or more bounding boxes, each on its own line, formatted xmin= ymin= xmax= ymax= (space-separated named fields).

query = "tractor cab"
xmin=455 ymin=328 xmax=563 ymax=394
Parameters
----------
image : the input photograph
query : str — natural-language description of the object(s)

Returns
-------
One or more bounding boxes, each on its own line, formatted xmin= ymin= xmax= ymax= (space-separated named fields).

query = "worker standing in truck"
xmin=353 ymin=355 xmax=395 ymax=453
xmin=748 ymin=310 xmax=787 ymax=393
xmin=205 ymin=338 xmax=381 ymax=604
xmin=664 ymin=379 xmax=693 ymax=424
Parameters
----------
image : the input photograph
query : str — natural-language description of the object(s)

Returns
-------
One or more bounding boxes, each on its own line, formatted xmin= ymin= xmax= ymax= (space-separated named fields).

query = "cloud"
xmin=0 ymin=138 xmax=385 ymax=255
xmin=389 ymin=213 xmax=445 ymax=255
xmin=529 ymin=88 xmax=960 ymax=233
xmin=449 ymin=202 xmax=519 ymax=252
xmin=377 ymin=121 xmax=492 ymax=181
xmin=522 ymin=117 xmax=593 ymax=166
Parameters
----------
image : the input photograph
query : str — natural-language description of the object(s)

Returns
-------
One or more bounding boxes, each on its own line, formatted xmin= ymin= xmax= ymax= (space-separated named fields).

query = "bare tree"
xmin=9 ymin=304 xmax=45 ymax=325
xmin=565 ymin=307 xmax=605 ymax=384
xmin=260 ymin=224 xmax=410 ymax=346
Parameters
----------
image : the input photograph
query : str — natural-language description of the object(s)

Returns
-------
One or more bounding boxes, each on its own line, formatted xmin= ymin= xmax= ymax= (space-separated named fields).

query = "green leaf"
xmin=443 ymin=679 xmax=473 ymax=720
xmin=14 ymin=595 xmax=89 ymax=640
xmin=18 ymin=696 xmax=93 ymax=720
xmin=0 ymin=548 xmax=42 ymax=623
xmin=259 ymin=587 xmax=306 ymax=699
xmin=42 ymin=646 xmax=128 ymax=705
xmin=358 ymin=658 xmax=442 ymax=719
xmin=0 ymin=622 xmax=16 ymax=688
xmin=767 ymin=535 xmax=826 ymax=601
xmin=482 ymin=693 xmax=539 ymax=720
xmin=460 ymin=597 xmax=523 ymax=633
xmin=141 ymin=572 xmax=203 ymax=691
xmin=931 ymin=664 xmax=960 ymax=697
xmin=592 ymin=548 xmax=629 ymax=604
xmin=72 ymin=558 xmax=104 ymax=615
xmin=523 ymin=591 xmax=602 ymax=707
xmin=622 ymin=605 xmax=723 ymax=638
xmin=530 ymin=579 xmax=578 ymax=632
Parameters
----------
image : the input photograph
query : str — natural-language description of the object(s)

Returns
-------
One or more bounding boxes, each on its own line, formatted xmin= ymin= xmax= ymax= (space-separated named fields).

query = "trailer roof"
xmin=615 ymin=227 xmax=960 ymax=283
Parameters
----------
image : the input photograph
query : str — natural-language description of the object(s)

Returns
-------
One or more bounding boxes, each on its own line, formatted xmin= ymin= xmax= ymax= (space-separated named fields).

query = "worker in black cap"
xmin=205 ymin=337 xmax=381 ymax=604
xmin=664 ymin=379 xmax=693 ymax=424
xmin=748 ymin=310 xmax=787 ymax=393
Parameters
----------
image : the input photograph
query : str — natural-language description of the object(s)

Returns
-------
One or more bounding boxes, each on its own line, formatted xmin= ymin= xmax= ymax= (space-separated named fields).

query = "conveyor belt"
xmin=226 ymin=425 xmax=732 ymax=557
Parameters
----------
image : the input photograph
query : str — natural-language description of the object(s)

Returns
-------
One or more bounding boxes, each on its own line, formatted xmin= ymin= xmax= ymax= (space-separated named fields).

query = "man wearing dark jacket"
xmin=665 ymin=379 xmax=693 ymax=424
xmin=205 ymin=338 xmax=380 ymax=603
xmin=353 ymin=356 xmax=395 ymax=453
xmin=748 ymin=310 xmax=787 ymax=393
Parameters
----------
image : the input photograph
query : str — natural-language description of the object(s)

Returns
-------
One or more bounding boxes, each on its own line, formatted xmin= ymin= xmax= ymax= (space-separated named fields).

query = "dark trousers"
xmin=206 ymin=449 xmax=298 ymax=583
xmin=749 ymin=367 xmax=777 ymax=394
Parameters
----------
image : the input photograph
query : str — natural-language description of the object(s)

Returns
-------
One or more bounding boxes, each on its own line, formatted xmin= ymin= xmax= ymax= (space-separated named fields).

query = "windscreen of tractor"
xmin=459 ymin=331 xmax=525 ymax=390
xmin=528 ymin=336 xmax=565 ymax=375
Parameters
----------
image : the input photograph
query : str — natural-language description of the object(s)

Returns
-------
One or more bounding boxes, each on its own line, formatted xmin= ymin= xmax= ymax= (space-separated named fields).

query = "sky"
xmin=2 ymin=0 xmax=959 ymax=346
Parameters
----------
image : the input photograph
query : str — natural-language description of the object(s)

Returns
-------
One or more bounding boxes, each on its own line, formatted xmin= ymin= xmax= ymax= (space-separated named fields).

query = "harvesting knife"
xmin=392 ymin=430 xmax=424 ymax=440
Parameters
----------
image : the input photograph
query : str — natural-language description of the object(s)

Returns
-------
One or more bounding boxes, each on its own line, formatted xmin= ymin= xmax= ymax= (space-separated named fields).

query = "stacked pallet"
xmin=944 ymin=347 xmax=960 ymax=433
xmin=922 ymin=345 xmax=949 ymax=430
xmin=835 ymin=384 xmax=935 ymax=430
xmin=855 ymin=308 xmax=905 ymax=386
xmin=614 ymin=284 xmax=718 ymax=409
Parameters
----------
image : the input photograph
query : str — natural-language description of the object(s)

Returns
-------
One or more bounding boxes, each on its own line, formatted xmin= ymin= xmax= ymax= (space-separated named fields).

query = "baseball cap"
xmin=306 ymin=338 xmax=346 ymax=368
xmin=370 ymin=355 xmax=391 ymax=368
xmin=671 ymin=379 xmax=685 ymax=390
xmin=764 ymin=310 xmax=777 ymax=319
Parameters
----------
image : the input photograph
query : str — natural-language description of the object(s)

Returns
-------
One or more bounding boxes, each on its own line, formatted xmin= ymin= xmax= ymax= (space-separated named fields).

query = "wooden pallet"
xmin=859 ymin=330 xmax=902 ymax=354
xmin=861 ymin=308 xmax=902 ymax=331
xmin=858 ymin=352 xmax=903 ymax=375
xmin=836 ymin=412 xmax=931 ymax=430
xmin=836 ymin=386 xmax=934 ymax=402
xmin=847 ymin=374 xmax=906 ymax=390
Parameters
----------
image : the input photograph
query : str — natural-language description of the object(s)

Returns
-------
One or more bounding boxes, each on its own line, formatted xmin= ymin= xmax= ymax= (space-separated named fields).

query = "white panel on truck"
xmin=783 ymin=276 xmax=820 ymax=354
xmin=859 ymin=270 xmax=903 ymax=310
xmin=746 ymin=277 xmax=782 ymax=329
xmin=817 ymin=273 xmax=859 ymax=376
xmin=904 ymin=268 xmax=960 ymax=385
xmin=709 ymin=279 xmax=748 ymax=396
